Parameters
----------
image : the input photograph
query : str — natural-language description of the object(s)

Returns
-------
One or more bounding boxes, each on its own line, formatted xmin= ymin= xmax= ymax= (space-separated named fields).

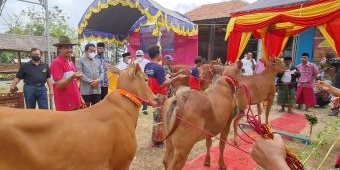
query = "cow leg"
xmin=204 ymin=138 xmax=212 ymax=167
xmin=218 ymin=123 xmax=231 ymax=170
xmin=257 ymin=103 xmax=263 ymax=122
xmin=167 ymin=142 xmax=195 ymax=170
xmin=265 ymin=98 xmax=274 ymax=125
xmin=163 ymin=139 xmax=174 ymax=170
xmin=233 ymin=112 xmax=244 ymax=146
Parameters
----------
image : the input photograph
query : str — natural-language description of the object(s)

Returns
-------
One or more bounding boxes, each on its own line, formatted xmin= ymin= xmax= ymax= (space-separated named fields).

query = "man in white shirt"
xmin=106 ymin=52 xmax=132 ymax=75
xmin=134 ymin=50 xmax=150 ymax=115
xmin=116 ymin=52 xmax=132 ymax=70
xmin=134 ymin=50 xmax=150 ymax=71
xmin=241 ymin=52 xmax=256 ymax=76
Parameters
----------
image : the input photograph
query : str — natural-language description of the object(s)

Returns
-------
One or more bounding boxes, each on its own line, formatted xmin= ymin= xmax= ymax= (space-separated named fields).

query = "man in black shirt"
xmin=10 ymin=48 xmax=53 ymax=109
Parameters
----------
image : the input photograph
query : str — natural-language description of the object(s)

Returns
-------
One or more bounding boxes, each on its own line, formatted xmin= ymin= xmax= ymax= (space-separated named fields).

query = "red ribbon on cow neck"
xmin=222 ymin=76 xmax=239 ymax=92
xmin=116 ymin=89 xmax=156 ymax=108
xmin=241 ymin=83 xmax=304 ymax=170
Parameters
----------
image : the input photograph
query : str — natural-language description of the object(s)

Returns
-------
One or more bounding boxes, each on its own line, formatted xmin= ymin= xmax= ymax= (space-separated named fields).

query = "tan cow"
xmin=162 ymin=62 xmax=242 ymax=170
xmin=231 ymin=58 xmax=286 ymax=145
xmin=0 ymin=64 xmax=156 ymax=170
xmin=172 ymin=63 xmax=224 ymax=94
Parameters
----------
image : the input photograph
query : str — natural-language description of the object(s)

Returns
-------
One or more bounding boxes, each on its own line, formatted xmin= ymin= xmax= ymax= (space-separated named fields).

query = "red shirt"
xmin=189 ymin=67 xmax=201 ymax=90
xmin=144 ymin=62 xmax=167 ymax=95
xmin=50 ymin=55 xmax=81 ymax=111
xmin=189 ymin=76 xmax=201 ymax=90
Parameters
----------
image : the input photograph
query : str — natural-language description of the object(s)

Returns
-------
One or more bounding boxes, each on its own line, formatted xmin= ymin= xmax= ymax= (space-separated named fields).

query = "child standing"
xmin=189 ymin=57 xmax=203 ymax=90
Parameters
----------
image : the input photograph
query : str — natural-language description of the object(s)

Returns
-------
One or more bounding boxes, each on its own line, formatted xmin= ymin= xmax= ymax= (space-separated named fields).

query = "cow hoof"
xmin=203 ymin=161 xmax=210 ymax=167
xmin=219 ymin=165 xmax=226 ymax=170
xmin=233 ymin=140 xmax=239 ymax=146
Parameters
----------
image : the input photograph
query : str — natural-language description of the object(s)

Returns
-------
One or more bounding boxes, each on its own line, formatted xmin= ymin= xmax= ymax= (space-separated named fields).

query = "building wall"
xmin=295 ymin=27 xmax=316 ymax=65
xmin=197 ymin=25 xmax=228 ymax=64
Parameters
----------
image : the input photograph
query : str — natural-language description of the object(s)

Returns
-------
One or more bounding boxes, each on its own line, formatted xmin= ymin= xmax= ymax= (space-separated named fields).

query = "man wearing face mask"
xmin=76 ymin=43 xmax=104 ymax=107
xmin=134 ymin=50 xmax=150 ymax=115
xmin=94 ymin=42 xmax=109 ymax=100
xmin=10 ymin=48 xmax=53 ymax=109
xmin=116 ymin=52 xmax=132 ymax=70
xmin=134 ymin=50 xmax=150 ymax=71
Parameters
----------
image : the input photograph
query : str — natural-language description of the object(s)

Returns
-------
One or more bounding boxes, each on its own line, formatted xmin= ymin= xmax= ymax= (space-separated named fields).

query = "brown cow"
xmin=0 ymin=64 xmax=156 ymax=170
xmin=231 ymin=58 xmax=286 ymax=145
xmin=172 ymin=62 xmax=224 ymax=93
xmin=162 ymin=62 xmax=243 ymax=170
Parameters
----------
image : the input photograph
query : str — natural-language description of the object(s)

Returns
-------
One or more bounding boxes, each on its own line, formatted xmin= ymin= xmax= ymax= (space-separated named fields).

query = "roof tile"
xmin=185 ymin=0 xmax=248 ymax=21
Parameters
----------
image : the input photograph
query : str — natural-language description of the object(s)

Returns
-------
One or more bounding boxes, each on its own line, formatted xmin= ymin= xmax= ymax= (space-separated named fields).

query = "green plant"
xmin=0 ymin=52 xmax=16 ymax=63
xmin=300 ymin=118 xmax=339 ymax=167
xmin=305 ymin=114 xmax=318 ymax=141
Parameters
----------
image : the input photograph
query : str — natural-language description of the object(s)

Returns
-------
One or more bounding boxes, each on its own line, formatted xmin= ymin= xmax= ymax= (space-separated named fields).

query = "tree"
xmin=1 ymin=5 xmax=75 ymax=38
xmin=0 ymin=12 xmax=25 ymax=34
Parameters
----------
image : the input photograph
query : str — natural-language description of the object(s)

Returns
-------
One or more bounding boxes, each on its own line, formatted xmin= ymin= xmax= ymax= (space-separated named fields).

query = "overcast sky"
xmin=0 ymin=0 xmax=256 ymax=32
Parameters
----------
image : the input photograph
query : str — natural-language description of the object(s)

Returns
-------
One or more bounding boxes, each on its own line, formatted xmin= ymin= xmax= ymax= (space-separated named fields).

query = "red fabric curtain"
xmin=326 ymin=19 xmax=340 ymax=55
xmin=263 ymin=29 xmax=287 ymax=58
xmin=226 ymin=31 xmax=243 ymax=63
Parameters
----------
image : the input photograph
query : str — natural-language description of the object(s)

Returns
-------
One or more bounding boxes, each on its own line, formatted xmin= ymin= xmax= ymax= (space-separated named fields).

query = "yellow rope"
xmin=316 ymin=135 xmax=340 ymax=169
xmin=302 ymin=128 xmax=332 ymax=164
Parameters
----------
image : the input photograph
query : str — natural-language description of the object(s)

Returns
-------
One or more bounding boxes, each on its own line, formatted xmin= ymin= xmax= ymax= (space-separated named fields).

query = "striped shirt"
xmin=297 ymin=62 xmax=318 ymax=87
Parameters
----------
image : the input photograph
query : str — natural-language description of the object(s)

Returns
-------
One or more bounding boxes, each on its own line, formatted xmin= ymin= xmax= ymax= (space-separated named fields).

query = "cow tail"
xmin=162 ymin=92 xmax=189 ymax=141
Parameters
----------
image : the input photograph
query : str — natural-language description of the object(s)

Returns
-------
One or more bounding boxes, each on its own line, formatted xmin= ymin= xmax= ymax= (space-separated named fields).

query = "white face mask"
xmin=126 ymin=59 xmax=132 ymax=64
xmin=136 ymin=57 xmax=143 ymax=62
xmin=88 ymin=52 xmax=96 ymax=59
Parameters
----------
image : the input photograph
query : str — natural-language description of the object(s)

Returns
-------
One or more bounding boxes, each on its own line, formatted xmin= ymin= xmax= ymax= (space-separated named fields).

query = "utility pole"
xmin=43 ymin=0 xmax=51 ymax=65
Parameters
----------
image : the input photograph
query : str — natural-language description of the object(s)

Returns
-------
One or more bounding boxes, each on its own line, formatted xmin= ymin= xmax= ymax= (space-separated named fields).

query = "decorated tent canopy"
xmin=124 ymin=16 xmax=197 ymax=65
xmin=225 ymin=0 xmax=340 ymax=63
xmin=77 ymin=0 xmax=198 ymax=44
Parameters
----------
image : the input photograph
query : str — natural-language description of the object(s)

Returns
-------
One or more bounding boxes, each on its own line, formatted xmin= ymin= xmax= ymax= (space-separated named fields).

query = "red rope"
xmin=241 ymin=83 xmax=304 ymax=170
xmin=175 ymin=115 xmax=249 ymax=155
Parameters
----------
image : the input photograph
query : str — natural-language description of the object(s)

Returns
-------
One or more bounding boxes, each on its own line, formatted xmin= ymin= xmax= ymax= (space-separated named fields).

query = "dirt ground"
xmin=1 ymin=83 xmax=339 ymax=170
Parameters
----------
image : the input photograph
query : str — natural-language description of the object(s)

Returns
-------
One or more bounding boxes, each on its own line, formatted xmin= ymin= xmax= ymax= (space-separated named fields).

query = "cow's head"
xmin=222 ymin=60 xmax=243 ymax=82
xmin=117 ymin=63 xmax=156 ymax=106
xmin=264 ymin=58 xmax=286 ymax=73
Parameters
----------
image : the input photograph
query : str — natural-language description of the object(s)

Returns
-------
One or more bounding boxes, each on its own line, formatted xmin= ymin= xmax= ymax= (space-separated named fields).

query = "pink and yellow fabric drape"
xmin=225 ymin=0 xmax=340 ymax=63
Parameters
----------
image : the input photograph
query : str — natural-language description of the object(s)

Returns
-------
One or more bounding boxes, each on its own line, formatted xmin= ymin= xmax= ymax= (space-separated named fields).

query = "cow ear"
xmin=237 ymin=61 xmax=243 ymax=70
xmin=134 ymin=63 xmax=141 ymax=76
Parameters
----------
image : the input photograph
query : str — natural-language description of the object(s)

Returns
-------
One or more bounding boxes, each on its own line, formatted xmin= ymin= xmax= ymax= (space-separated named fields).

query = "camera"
xmin=328 ymin=58 xmax=340 ymax=67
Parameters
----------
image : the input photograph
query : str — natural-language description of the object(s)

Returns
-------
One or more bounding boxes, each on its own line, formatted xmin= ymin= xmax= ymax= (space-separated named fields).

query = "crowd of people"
xmin=240 ymin=51 xmax=339 ymax=116
xmin=9 ymin=35 xmax=339 ymax=168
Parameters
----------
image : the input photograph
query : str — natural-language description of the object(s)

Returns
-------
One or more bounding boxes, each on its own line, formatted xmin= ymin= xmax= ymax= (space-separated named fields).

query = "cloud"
xmin=173 ymin=3 xmax=200 ymax=14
